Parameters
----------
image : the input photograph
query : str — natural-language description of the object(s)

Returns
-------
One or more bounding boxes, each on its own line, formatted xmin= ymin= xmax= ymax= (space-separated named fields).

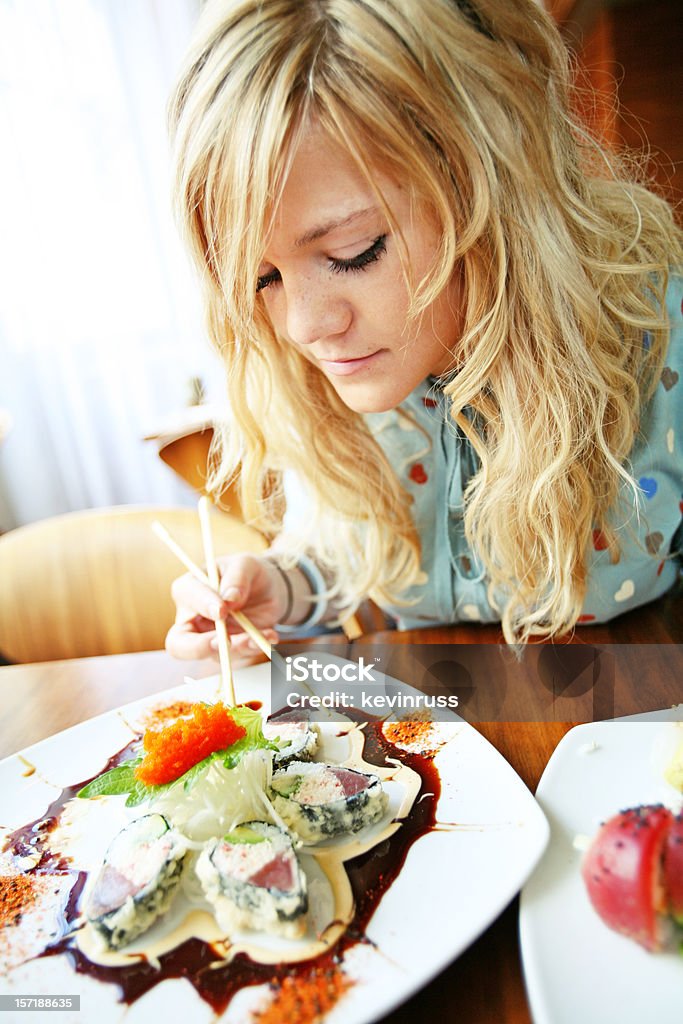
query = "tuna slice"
xmin=269 ymin=761 xmax=388 ymax=843
xmin=86 ymin=813 xmax=186 ymax=950
xmin=196 ymin=821 xmax=308 ymax=939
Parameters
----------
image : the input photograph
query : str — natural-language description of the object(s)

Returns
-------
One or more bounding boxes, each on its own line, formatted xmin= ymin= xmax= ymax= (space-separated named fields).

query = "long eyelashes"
xmin=329 ymin=234 xmax=387 ymax=274
xmin=256 ymin=269 xmax=281 ymax=293
xmin=256 ymin=234 xmax=388 ymax=293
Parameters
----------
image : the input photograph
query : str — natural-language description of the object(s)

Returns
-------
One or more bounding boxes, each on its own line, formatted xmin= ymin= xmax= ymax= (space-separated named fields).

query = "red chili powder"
xmin=253 ymin=964 xmax=352 ymax=1024
xmin=383 ymin=718 xmax=439 ymax=757
xmin=134 ymin=702 xmax=246 ymax=786
xmin=142 ymin=701 xmax=197 ymax=730
xmin=0 ymin=875 xmax=36 ymax=927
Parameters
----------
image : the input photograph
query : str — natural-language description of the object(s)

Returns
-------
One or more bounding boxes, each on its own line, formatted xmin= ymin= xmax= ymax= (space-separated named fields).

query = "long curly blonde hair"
xmin=169 ymin=0 xmax=682 ymax=643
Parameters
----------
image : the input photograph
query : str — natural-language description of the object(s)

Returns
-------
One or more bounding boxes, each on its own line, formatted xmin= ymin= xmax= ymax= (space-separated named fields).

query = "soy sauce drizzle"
xmin=9 ymin=713 xmax=441 ymax=1015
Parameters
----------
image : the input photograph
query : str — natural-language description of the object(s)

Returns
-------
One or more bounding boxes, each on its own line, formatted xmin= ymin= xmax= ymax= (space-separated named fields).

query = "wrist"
xmin=263 ymin=553 xmax=328 ymax=630
xmin=263 ymin=558 xmax=312 ymax=625
xmin=287 ymin=565 xmax=319 ymax=625
xmin=264 ymin=559 xmax=295 ymax=623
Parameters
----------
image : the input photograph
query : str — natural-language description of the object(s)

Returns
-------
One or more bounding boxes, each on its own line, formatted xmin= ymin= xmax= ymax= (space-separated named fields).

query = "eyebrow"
xmin=294 ymin=206 xmax=379 ymax=248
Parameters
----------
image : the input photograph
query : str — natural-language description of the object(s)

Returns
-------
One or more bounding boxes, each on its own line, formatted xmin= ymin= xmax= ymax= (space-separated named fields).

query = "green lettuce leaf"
xmin=77 ymin=703 xmax=276 ymax=804
xmin=77 ymin=760 xmax=142 ymax=799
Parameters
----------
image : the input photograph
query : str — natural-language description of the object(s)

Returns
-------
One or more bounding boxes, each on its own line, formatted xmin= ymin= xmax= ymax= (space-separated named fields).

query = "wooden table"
xmin=1 ymin=590 xmax=681 ymax=1023
xmin=367 ymin=593 xmax=683 ymax=1024
xmin=0 ymin=651 xmax=218 ymax=758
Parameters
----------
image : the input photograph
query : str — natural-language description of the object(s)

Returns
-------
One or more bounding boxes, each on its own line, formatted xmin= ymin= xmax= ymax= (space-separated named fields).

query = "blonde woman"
xmin=166 ymin=0 xmax=683 ymax=660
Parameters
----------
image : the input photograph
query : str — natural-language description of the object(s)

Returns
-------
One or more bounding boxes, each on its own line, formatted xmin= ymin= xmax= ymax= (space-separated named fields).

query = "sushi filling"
xmin=270 ymin=762 xmax=388 ymax=843
xmin=196 ymin=821 xmax=308 ymax=939
xmin=263 ymin=713 xmax=319 ymax=768
xmin=86 ymin=813 xmax=187 ymax=950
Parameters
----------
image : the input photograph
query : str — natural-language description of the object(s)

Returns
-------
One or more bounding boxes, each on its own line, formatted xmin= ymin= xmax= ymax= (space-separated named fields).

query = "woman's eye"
xmin=256 ymin=268 xmax=281 ymax=293
xmin=329 ymin=234 xmax=387 ymax=274
xmin=256 ymin=234 xmax=388 ymax=292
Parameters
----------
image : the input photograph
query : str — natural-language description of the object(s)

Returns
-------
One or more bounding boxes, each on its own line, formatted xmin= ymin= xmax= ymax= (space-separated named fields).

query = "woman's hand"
xmin=165 ymin=554 xmax=289 ymax=663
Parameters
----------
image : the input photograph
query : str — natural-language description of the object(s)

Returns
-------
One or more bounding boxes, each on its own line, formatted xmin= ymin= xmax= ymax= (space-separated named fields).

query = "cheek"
xmin=431 ymin=287 xmax=458 ymax=334
xmin=363 ymin=260 xmax=411 ymax=324
xmin=258 ymin=291 xmax=286 ymax=337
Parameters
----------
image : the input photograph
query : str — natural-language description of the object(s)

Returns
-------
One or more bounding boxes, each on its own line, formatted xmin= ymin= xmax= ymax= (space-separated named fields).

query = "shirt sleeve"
xmin=581 ymin=273 xmax=683 ymax=623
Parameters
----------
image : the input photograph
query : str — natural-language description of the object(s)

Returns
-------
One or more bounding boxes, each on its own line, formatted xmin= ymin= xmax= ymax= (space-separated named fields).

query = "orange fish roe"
xmin=134 ymin=702 xmax=246 ymax=786
xmin=253 ymin=964 xmax=352 ymax=1024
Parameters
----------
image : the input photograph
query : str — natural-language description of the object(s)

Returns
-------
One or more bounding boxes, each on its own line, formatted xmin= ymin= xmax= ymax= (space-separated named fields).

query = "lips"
xmin=317 ymin=350 xmax=383 ymax=377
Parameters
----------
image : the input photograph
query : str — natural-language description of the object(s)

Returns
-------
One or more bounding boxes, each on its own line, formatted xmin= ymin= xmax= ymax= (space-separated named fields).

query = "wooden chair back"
xmin=0 ymin=506 xmax=267 ymax=663
xmin=157 ymin=428 xmax=243 ymax=519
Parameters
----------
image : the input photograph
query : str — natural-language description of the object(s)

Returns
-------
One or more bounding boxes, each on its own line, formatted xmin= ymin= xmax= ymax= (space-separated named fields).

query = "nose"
xmin=284 ymin=280 xmax=352 ymax=348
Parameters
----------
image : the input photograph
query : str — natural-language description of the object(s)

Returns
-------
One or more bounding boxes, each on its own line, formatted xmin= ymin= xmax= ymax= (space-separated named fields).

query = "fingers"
xmin=210 ymin=628 xmax=279 ymax=656
xmin=168 ymin=556 xmax=281 ymax=665
xmin=166 ymin=615 xmax=219 ymax=661
xmin=214 ymin=554 xmax=265 ymax=609
xmin=166 ymin=611 xmax=280 ymax=664
xmin=171 ymin=574 xmax=227 ymax=624
xmin=170 ymin=556 xmax=266 ymax=619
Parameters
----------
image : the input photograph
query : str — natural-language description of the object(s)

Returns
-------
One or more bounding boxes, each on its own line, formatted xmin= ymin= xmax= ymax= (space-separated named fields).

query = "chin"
xmin=333 ymin=383 xmax=406 ymax=415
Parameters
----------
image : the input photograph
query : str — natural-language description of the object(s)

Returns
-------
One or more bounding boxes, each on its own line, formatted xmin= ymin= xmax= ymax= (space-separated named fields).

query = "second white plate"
xmin=520 ymin=714 xmax=683 ymax=1024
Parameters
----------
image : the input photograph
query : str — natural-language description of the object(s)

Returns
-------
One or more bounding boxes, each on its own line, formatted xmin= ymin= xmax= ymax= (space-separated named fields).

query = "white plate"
xmin=520 ymin=712 xmax=683 ymax=1024
xmin=0 ymin=662 xmax=548 ymax=1024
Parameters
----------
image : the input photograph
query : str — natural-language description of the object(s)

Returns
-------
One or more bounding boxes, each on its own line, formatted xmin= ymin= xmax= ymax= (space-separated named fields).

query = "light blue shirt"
xmin=365 ymin=276 xmax=683 ymax=629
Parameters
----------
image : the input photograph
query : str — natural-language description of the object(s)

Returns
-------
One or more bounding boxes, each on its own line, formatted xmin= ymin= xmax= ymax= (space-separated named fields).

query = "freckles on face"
xmin=257 ymin=124 xmax=462 ymax=413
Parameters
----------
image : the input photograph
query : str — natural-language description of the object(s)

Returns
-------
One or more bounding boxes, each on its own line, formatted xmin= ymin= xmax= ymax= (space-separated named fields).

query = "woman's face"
xmin=257 ymin=123 xmax=463 ymax=413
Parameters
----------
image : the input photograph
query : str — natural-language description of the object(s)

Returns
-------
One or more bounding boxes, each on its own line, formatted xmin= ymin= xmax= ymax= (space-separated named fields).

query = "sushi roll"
xmin=263 ymin=711 xmax=319 ymax=768
xmin=196 ymin=821 xmax=308 ymax=938
xmin=269 ymin=762 xmax=387 ymax=843
xmin=86 ymin=813 xmax=186 ymax=950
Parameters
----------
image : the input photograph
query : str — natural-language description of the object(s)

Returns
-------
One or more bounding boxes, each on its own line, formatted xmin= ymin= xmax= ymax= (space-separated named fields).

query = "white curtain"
xmin=0 ymin=0 xmax=226 ymax=530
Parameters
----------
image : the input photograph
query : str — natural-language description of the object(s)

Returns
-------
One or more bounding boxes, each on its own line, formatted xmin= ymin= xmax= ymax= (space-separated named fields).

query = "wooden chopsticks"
xmin=198 ymin=496 xmax=234 ymax=704
xmin=151 ymin=503 xmax=274 ymax=704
